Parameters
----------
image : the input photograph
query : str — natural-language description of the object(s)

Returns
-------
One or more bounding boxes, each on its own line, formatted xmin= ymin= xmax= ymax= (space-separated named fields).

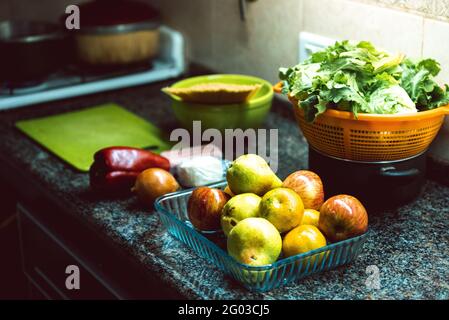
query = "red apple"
xmin=187 ymin=187 xmax=230 ymax=231
xmin=319 ymin=195 xmax=368 ymax=242
xmin=282 ymin=170 xmax=324 ymax=210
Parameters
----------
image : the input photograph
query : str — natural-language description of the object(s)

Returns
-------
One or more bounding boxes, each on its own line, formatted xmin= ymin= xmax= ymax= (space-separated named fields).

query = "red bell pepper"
xmin=89 ymin=146 xmax=170 ymax=193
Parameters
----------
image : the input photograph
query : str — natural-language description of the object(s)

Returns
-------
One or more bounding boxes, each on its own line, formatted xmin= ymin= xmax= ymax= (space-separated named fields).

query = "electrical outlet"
xmin=299 ymin=32 xmax=336 ymax=62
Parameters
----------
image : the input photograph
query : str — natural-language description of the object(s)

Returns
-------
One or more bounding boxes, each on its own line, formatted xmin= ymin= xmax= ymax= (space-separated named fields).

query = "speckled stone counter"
xmin=1 ymin=70 xmax=449 ymax=300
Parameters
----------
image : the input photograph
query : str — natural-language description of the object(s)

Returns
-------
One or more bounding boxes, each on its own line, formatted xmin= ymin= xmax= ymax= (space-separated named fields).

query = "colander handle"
xmin=378 ymin=167 xmax=420 ymax=186
xmin=438 ymin=105 xmax=449 ymax=115
xmin=273 ymin=82 xmax=283 ymax=94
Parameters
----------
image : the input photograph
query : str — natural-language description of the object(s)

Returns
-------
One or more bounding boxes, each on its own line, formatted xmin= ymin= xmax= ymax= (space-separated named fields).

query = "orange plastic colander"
xmin=274 ymin=82 xmax=449 ymax=162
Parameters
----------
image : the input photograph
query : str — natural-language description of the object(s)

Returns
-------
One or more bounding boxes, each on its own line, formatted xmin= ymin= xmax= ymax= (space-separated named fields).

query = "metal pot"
xmin=73 ymin=0 xmax=161 ymax=67
xmin=0 ymin=21 xmax=69 ymax=85
xmin=309 ymin=147 xmax=427 ymax=210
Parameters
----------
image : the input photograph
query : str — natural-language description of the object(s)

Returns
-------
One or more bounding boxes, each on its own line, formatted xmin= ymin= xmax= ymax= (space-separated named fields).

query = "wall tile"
xmin=303 ymin=0 xmax=424 ymax=58
xmin=423 ymin=18 xmax=449 ymax=83
xmin=354 ymin=0 xmax=449 ymax=22
xmin=0 ymin=1 xmax=12 ymax=21
xmin=422 ymin=17 xmax=449 ymax=153
xmin=9 ymin=0 xmax=78 ymax=22
xmin=151 ymin=0 xmax=215 ymax=69
xmin=210 ymin=0 xmax=303 ymax=83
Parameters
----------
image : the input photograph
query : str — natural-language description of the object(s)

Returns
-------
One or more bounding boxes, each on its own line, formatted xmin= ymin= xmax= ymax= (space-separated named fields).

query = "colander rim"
xmin=291 ymin=101 xmax=449 ymax=122
xmin=274 ymin=82 xmax=449 ymax=121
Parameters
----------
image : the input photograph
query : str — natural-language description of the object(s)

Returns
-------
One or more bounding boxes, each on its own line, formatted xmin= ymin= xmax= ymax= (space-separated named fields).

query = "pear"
xmin=221 ymin=193 xmax=261 ymax=236
xmin=227 ymin=218 xmax=282 ymax=266
xmin=226 ymin=154 xmax=282 ymax=196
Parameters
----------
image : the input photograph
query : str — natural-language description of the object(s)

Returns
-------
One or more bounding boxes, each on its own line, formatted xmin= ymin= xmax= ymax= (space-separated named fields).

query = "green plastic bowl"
xmin=165 ymin=74 xmax=274 ymax=131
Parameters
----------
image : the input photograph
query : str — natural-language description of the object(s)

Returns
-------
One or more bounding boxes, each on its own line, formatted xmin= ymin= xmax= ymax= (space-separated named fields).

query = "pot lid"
xmin=76 ymin=0 xmax=161 ymax=33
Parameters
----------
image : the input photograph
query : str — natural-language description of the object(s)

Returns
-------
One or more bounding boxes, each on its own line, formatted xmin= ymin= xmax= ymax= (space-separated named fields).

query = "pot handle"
xmin=273 ymin=82 xmax=283 ymax=94
xmin=378 ymin=166 xmax=420 ymax=186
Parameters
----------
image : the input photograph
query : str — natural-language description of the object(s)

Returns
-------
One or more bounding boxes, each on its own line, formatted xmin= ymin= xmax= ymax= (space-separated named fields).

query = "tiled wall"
xmin=151 ymin=0 xmax=304 ymax=84
xmin=356 ymin=0 xmax=449 ymax=22
xmin=0 ymin=0 xmax=81 ymax=22
xmin=151 ymin=0 xmax=449 ymax=84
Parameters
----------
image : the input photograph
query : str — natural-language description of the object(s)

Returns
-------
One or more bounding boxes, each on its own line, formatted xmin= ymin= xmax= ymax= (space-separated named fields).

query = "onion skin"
xmin=318 ymin=195 xmax=368 ymax=242
xmin=188 ymin=187 xmax=231 ymax=231
xmin=132 ymin=168 xmax=179 ymax=207
xmin=282 ymin=170 xmax=324 ymax=210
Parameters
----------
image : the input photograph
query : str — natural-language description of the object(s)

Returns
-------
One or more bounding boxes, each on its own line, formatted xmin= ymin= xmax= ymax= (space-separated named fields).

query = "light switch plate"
xmin=299 ymin=32 xmax=336 ymax=62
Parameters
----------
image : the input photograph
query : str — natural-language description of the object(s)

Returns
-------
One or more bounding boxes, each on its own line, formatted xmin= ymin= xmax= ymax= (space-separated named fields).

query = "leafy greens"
xmin=279 ymin=40 xmax=449 ymax=121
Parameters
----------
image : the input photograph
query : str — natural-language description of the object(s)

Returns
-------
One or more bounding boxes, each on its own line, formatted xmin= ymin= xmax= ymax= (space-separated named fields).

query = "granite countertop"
xmin=1 ymin=70 xmax=449 ymax=300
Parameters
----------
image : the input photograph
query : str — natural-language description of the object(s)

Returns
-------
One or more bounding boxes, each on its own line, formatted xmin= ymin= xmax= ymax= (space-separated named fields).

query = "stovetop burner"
xmin=0 ymin=81 xmax=49 ymax=95
xmin=0 ymin=62 xmax=153 ymax=97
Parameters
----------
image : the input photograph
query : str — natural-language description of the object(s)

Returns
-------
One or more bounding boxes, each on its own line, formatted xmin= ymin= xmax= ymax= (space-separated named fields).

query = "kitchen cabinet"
xmin=17 ymin=203 xmax=119 ymax=299
xmin=0 ymin=180 xmax=26 ymax=299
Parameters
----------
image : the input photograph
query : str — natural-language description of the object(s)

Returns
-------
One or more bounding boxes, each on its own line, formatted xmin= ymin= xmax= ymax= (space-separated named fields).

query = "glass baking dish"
xmin=154 ymin=181 xmax=368 ymax=292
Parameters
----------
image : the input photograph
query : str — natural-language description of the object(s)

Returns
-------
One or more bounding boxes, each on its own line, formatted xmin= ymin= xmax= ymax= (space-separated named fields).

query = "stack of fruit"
xmin=187 ymin=154 xmax=368 ymax=266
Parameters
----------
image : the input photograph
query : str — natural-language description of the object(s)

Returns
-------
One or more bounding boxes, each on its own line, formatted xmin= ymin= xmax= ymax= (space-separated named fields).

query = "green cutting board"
xmin=16 ymin=103 xmax=172 ymax=172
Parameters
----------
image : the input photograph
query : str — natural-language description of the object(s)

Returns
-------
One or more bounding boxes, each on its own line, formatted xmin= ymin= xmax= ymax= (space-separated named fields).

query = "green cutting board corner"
xmin=16 ymin=103 xmax=173 ymax=172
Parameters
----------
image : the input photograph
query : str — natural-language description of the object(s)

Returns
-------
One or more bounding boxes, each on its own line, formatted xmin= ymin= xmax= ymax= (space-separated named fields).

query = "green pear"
xmin=226 ymin=154 xmax=282 ymax=196
xmin=227 ymin=218 xmax=282 ymax=266
xmin=221 ymin=193 xmax=261 ymax=236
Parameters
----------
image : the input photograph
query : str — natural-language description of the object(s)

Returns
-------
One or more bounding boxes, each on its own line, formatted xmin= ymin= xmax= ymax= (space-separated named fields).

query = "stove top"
xmin=0 ymin=26 xmax=184 ymax=111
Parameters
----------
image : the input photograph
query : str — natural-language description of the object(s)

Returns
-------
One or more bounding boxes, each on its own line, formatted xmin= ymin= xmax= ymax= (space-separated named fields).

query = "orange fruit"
xmin=300 ymin=209 xmax=320 ymax=227
xmin=259 ymin=188 xmax=304 ymax=233
xmin=282 ymin=225 xmax=326 ymax=258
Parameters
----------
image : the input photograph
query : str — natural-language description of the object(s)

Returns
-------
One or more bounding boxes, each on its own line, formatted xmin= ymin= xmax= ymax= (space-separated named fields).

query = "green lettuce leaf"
xmin=367 ymin=85 xmax=417 ymax=114
xmin=279 ymin=40 xmax=449 ymax=122
xmin=400 ymin=58 xmax=449 ymax=110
